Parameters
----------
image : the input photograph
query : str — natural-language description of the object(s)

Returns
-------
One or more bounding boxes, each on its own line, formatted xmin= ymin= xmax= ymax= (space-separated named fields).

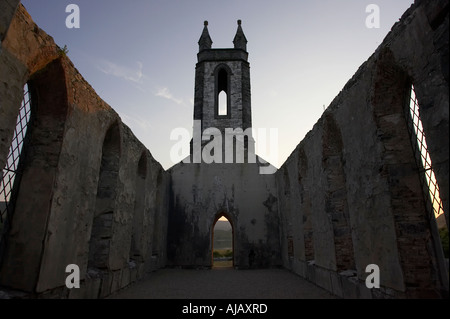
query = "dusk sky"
xmin=20 ymin=0 xmax=414 ymax=170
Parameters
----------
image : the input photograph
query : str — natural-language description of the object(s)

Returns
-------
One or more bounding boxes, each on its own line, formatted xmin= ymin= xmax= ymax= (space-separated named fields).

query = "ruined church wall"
xmin=0 ymin=0 xmax=21 ymax=167
xmin=168 ymin=161 xmax=281 ymax=268
xmin=0 ymin=0 xmax=20 ymax=45
xmin=277 ymin=0 xmax=448 ymax=298
xmin=0 ymin=5 xmax=168 ymax=298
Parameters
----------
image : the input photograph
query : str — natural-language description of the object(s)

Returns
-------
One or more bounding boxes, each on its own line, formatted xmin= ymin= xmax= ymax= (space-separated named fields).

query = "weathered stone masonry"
xmin=276 ymin=0 xmax=448 ymax=298
xmin=0 ymin=0 xmax=448 ymax=299
xmin=0 ymin=4 xmax=168 ymax=298
xmin=167 ymin=19 xmax=280 ymax=270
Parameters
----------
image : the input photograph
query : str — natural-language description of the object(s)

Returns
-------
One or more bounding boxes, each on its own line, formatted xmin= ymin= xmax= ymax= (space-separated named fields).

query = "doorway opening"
xmin=212 ymin=215 xmax=234 ymax=268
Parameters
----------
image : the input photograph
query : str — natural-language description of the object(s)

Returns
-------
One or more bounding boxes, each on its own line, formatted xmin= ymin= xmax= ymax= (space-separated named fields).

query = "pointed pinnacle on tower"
xmin=233 ymin=19 xmax=247 ymax=51
xmin=198 ymin=20 xmax=213 ymax=52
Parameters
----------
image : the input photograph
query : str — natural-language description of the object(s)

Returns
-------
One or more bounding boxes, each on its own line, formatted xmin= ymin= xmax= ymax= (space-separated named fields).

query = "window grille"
xmin=0 ymin=84 xmax=32 ymax=233
xmin=405 ymin=85 xmax=444 ymax=218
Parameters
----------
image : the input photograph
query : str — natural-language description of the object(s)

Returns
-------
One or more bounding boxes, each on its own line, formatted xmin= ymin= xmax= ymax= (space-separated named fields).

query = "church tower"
xmin=169 ymin=20 xmax=280 ymax=269
xmin=192 ymin=20 xmax=254 ymax=162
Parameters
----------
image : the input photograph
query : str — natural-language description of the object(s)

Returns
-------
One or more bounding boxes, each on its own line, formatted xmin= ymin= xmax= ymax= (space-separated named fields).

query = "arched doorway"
xmin=212 ymin=213 xmax=234 ymax=268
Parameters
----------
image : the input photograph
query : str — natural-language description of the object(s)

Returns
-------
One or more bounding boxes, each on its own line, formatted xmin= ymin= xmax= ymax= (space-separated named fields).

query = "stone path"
xmin=108 ymin=268 xmax=337 ymax=299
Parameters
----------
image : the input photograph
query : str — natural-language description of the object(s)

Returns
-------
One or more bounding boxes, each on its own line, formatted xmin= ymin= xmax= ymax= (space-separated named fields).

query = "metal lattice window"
xmin=0 ymin=84 xmax=32 ymax=232
xmin=406 ymin=85 xmax=444 ymax=218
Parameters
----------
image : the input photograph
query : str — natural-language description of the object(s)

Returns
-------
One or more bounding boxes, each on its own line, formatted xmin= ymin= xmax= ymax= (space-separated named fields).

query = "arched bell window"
xmin=215 ymin=66 xmax=231 ymax=118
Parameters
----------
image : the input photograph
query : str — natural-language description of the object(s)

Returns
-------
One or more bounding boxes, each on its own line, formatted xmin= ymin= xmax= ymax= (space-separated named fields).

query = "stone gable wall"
xmin=168 ymin=160 xmax=280 ymax=269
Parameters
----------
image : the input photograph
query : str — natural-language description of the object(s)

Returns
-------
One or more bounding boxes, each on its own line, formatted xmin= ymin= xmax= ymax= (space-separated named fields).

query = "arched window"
xmin=130 ymin=151 xmax=147 ymax=263
xmin=406 ymin=85 xmax=444 ymax=219
xmin=404 ymin=83 xmax=448 ymax=288
xmin=216 ymin=67 xmax=230 ymax=117
xmin=152 ymin=170 xmax=163 ymax=261
xmin=88 ymin=121 xmax=121 ymax=270
xmin=0 ymin=83 xmax=32 ymax=239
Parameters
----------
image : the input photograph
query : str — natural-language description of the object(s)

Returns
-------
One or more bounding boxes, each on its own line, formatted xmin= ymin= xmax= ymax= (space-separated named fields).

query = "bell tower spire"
xmin=233 ymin=19 xmax=247 ymax=51
xmin=198 ymin=20 xmax=213 ymax=52
xmin=192 ymin=20 xmax=254 ymax=163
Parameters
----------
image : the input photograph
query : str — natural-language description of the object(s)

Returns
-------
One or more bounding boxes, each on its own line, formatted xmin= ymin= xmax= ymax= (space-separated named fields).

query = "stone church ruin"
xmin=0 ymin=0 xmax=448 ymax=298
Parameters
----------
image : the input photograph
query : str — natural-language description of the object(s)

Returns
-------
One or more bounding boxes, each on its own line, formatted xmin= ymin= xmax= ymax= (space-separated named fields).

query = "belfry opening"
xmin=217 ymin=68 xmax=229 ymax=116
xmin=212 ymin=215 xmax=234 ymax=268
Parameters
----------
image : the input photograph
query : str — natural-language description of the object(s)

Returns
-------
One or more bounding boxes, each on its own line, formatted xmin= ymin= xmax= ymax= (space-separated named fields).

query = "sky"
xmin=20 ymin=0 xmax=414 ymax=170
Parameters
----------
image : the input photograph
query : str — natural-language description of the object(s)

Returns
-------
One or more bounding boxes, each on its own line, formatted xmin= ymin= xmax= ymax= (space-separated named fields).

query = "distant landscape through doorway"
xmin=212 ymin=215 xmax=233 ymax=268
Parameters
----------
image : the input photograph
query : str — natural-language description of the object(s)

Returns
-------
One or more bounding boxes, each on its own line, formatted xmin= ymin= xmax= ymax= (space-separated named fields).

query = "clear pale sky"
xmin=20 ymin=0 xmax=414 ymax=170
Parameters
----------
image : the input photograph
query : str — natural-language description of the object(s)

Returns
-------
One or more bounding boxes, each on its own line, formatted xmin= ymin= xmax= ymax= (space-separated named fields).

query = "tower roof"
xmin=197 ymin=20 xmax=249 ymax=63
xmin=198 ymin=20 xmax=213 ymax=52
xmin=233 ymin=20 xmax=247 ymax=51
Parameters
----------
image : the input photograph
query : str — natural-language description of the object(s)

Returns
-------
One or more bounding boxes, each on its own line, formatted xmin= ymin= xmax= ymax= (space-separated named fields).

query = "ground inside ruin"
xmin=107 ymin=268 xmax=336 ymax=299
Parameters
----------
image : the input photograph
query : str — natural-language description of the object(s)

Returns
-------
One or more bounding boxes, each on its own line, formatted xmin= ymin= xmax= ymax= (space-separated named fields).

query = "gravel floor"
xmin=108 ymin=268 xmax=337 ymax=299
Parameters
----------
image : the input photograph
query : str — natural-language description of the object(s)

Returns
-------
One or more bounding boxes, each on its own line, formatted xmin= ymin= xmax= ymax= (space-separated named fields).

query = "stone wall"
xmin=0 ymin=0 xmax=20 ymax=48
xmin=194 ymin=49 xmax=252 ymax=134
xmin=276 ymin=0 xmax=449 ymax=298
xmin=201 ymin=60 xmax=247 ymax=133
xmin=0 ymin=0 xmax=448 ymax=299
xmin=168 ymin=159 xmax=280 ymax=268
xmin=0 ymin=4 xmax=168 ymax=298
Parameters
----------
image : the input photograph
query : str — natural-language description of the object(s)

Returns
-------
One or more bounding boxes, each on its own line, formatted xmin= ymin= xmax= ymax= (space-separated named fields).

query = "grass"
xmin=213 ymin=249 xmax=233 ymax=268
xmin=213 ymin=249 xmax=232 ymax=258
xmin=58 ymin=45 xmax=69 ymax=57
